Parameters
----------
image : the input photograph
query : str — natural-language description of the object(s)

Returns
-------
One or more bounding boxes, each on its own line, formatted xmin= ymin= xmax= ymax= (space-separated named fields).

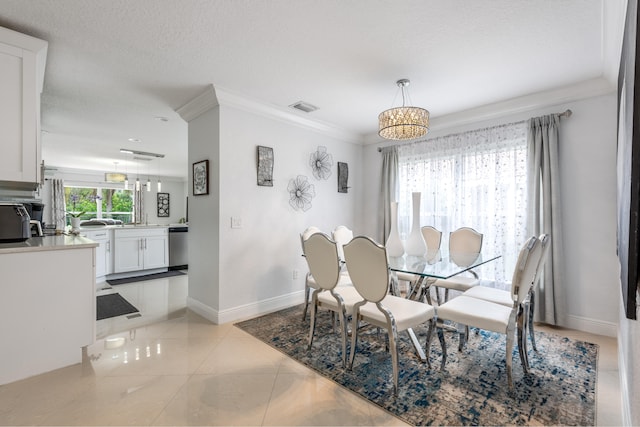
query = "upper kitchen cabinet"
xmin=0 ymin=26 xmax=47 ymax=190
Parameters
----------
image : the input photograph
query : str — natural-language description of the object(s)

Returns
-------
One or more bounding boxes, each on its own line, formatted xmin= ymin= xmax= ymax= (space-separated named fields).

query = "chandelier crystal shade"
xmin=378 ymin=79 xmax=429 ymax=140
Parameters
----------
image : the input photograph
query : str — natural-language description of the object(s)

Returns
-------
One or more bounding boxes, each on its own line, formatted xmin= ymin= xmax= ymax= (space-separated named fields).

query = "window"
xmin=397 ymin=121 xmax=528 ymax=287
xmin=64 ymin=186 xmax=134 ymax=224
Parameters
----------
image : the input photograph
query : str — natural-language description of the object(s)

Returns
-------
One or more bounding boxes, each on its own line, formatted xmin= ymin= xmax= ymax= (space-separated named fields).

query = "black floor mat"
xmin=96 ymin=293 xmax=139 ymax=320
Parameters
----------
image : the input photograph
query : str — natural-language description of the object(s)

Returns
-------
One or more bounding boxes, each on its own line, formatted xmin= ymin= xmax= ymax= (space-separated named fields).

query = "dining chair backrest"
xmin=302 ymin=233 xmax=341 ymax=291
xmin=532 ymin=234 xmax=551 ymax=290
xmin=332 ymin=225 xmax=354 ymax=262
xmin=449 ymin=227 xmax=483 ymax=253
xmin=343 ymin=236 xmax=389 ymax=303
xmin=510 ymin=236 xmax=543 ymax=304
xmin=300 ymin=225 xmax=321 ymax=250
xmin=301 ymin=225 xmax=321 ymax=241
xmin=421 ymin=226 xmax=442 ymax=253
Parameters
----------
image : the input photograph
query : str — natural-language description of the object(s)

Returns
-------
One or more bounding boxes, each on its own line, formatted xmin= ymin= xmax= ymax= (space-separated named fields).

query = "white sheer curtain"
xmin=397 ymin=121 xmax=528 ymax=287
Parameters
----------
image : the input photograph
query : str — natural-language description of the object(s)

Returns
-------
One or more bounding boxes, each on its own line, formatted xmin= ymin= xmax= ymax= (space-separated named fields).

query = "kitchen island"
xmin=0 ymin=235 xmax=97 ymax=385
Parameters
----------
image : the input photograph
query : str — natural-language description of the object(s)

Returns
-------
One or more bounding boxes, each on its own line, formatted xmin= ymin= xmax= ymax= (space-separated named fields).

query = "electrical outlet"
xmin=292 ymin=269 xmax=299 ymax=280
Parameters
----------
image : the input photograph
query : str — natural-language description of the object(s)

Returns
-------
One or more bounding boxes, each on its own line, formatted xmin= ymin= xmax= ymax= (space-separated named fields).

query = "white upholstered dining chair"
xmin=462 ymin=234 xmax=550 ymax=365
xmin=300 ymin=226 xmax=322 ymax=321
xmin=332 ymin=225 xmax=354 ymax=279
xmin=343 ymin=235 xmax=438 ymax=395
xmin=394 ymin=226 xmax=443 ymax=297
xmin=301 ymin=226 xmax=352 ymax=321
xmin=332 ymin=225 xmax=354 ymax=263
xmin=432 ymin=227 xmax=483 ymax=304
xmin=303 ymin=232 xmax=362 ymax=367
xmin=435 ymin=235 xmax=543 ymax=389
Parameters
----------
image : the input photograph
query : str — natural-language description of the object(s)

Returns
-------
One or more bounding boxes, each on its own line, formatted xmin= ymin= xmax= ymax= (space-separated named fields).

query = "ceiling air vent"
xmin=289 ymin=101 xmax=318 ymax=113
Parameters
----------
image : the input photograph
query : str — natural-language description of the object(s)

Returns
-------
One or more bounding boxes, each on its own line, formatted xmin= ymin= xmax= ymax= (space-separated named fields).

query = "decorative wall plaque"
xmin=337 ymin=162 xmax=349 ymax=193
xmin=257 ymin=145 xmax=274 ymax=186
xmin=157 ymin=192 xmax=169 ymax=217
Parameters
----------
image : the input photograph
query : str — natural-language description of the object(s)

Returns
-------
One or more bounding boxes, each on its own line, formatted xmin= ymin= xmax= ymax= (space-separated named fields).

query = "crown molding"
xmin=176 ymin=85 xmax=219 ymax=122
xmin=214 ymin=85 xmax=362 ymax=144
xmin=175 ymin=84 xmax=361 ymax=143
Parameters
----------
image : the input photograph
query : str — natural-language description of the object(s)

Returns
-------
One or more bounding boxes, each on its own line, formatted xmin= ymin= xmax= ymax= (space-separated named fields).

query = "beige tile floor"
xmin=0 ymin=274 xmax=623 ymax=426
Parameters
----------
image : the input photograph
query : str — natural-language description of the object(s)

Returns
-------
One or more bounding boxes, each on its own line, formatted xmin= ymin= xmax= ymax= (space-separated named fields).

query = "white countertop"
xmin=0 ymin=235 xmax=98 ymax=254
xmin=78 ymin=224 xmax=186 ymax=231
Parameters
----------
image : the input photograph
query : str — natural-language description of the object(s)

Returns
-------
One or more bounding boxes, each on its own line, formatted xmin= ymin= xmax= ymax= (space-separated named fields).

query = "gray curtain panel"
xmin=134 ymin=188 xmax=145 ymax=224
xmin=527 ymin=114 xmax=566 ymax=326
xmin=51 ymin=179 xmax=66 ymax=231
xmin=380 ymin=146 xmax=398 ymax=244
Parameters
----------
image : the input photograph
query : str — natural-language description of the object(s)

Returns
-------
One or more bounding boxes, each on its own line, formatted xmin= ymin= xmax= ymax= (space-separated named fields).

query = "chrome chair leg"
xmin=424 ymin=318 xmax=435 ymax=370
xmin=307 ymin=291 xmax=319 ymax=349
xmin=528 ymin=289 xmax=538 ymax=352
xmin=302 ymin=278 xmax=311 ymax=321
xmin=437 ymin=326 xmax=447 ymax=370
xmin=517 ymin=303 xmax=531 ymax=371
xmin=506 ymin=310 xmax=517 ymax=390
xmin=457 ymin=325 xmax=469 ymax=352
xmin=338 ymin=306 xmax=348 ymax=368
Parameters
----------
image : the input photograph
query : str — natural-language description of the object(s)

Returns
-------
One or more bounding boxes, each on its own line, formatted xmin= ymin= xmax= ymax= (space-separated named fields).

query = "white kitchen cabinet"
xmin=113 ymin=227 xmax=168 ymax=273
xmin=83 ymin=229 xmax=113 ymax=280
xmin=0 ymin=26 xmax=47 ymax=189
xmin=0 ymin=236 xmax=96 ymax=385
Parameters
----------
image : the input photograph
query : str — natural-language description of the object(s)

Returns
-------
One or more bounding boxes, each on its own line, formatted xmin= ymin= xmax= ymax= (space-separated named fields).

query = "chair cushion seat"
xmin=395 ymin=271 xmax=418 ymax=282
xmin=436 ymin=295 xmax=511 ymax=334
xmin=358 ymin=295 xmax=435 ymax=332
xmin=308 ymin=272 xmax=352 ymax=289
xmin=316 ymin=286 xmax=363 ymax=315
xmin=434 ymin=275 xmax=479 ymax=291
xmin=463 ymin=286 xmax=513 ymax=307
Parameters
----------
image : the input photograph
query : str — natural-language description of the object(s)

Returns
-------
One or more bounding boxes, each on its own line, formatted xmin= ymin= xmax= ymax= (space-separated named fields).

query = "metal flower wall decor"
xmin=287 ymin=175 xmax=315 ymax=212
xmin=309 ymin=146 xmax=333 ymax=180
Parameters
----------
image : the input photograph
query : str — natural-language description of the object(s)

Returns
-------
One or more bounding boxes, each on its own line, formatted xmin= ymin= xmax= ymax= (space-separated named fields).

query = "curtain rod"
xmin=377 ymin=109 xmax=573 ymax=152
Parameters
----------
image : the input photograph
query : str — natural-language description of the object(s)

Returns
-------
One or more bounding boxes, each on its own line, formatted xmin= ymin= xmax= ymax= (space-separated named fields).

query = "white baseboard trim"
xmin=618 ymin=330 xmax=632 ymax=427
xmin=186 ymin=296 xmax=220 ymax=323
xmin=565 ymin=314 xmax=617 ymax=337
xmin=187 ymin=291 xmax=306 ymax=325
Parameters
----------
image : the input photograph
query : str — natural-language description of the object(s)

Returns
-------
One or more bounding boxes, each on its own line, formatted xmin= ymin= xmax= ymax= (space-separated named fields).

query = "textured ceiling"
xmin=0 ymin=0 xmax=626 ymax=178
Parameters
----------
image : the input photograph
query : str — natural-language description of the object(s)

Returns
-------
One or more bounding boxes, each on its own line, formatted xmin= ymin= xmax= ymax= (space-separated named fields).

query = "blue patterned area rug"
xmin=235 ymin=305 xmax=597 ymax=426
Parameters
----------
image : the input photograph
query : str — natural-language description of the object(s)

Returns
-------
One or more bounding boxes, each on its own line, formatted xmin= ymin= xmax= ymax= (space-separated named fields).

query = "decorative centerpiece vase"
xmin=70 ymin=217 xmax=81 ymax=233
xmin=405 ymin=192 xmax=427 ymax=256
xmin=386 ymin=201 xmax=404 ymax=257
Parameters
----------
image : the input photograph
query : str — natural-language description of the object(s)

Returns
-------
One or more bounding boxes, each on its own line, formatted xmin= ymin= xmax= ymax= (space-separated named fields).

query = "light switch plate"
xmin=231 ymin=217 xmax=242 ymax=229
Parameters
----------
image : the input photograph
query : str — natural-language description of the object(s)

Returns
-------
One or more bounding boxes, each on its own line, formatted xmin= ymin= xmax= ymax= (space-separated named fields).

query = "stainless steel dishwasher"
xmin=168 ymin=225 xmax=188 ymax=270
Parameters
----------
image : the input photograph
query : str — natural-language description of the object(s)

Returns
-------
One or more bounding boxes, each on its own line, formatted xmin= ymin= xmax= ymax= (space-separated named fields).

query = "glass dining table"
xmin=386 ymin=250 xmax=501 ymax=361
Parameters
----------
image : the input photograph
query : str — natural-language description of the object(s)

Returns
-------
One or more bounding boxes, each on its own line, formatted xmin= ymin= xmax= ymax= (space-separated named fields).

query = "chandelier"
xmin=378 ymin=79 xmax=429 ymax=140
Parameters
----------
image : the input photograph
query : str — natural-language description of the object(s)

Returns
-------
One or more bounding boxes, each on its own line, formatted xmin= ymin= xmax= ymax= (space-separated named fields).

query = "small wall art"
xmin=256 ymin=145 xmax=274 ymax=186
xmin=157 ymin=192 xmax=170 ymax=217
xmin=193 ymin=159 xmax=209 ymax=196
xmin=337 ymin=162 xmax=349 ymax=193
xmin=287 ymin=175 xmax=315 ymax=212
xmin=309 ymin=146 xmax=333 ymax=180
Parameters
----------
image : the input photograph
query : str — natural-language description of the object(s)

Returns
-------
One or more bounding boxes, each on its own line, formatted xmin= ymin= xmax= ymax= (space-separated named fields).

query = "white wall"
xmin=187 ymin=105 xmax=221 ymax=313
xmin=362 ymin=92 xmax=620 ymax=337
xmin=182 ymin=86 xmax=362 ymax=323
xmin=216 ymin=105 xmax=361 ymax=318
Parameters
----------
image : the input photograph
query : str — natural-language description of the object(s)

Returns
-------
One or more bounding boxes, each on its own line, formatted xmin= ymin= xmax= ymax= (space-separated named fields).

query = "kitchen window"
xmin=64 ymin=186 xmax=134 ymax=224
